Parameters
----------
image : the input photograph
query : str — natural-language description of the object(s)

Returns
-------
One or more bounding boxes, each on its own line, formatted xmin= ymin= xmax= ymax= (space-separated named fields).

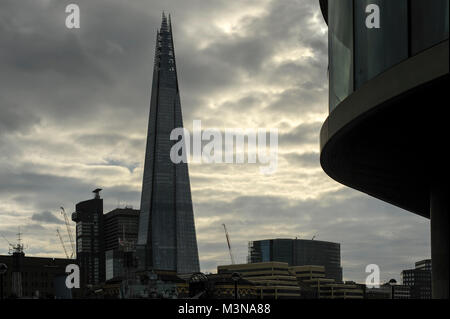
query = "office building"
xmin=248 ymin=238 xmax=342 ymax=282
xmin=291 ymin=265 xmax=363 ymax=299
xmin=72 ymin=188 xmax=105 ymax=286
xmin=415 ymin=259 xmax=432 ymax=271
xmin=104 ymin=208 xmax=139 ymax=280
xmin=218 ymin=262 xmax=302 ymax=299
xmin=318 ymin=0 xmax=449 ymax=298
xmin=104 ymin=208 xmax=139 ymax=252
xmin=136 ymin=13 xmax=200 ymax=274
xmin=402 ymin=259 xmax=432 ymax=299
xmin=366 ymin=282 xmax=411 ymax=299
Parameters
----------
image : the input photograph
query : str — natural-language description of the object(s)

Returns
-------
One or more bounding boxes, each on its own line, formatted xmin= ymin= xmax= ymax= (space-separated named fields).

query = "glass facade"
xmin=72 ymin=197 xmax=105 ymax=285
xmin=329 ymin=0 xmax=353 ymax=111
xmin=248 ymin=239 xmax=343 ymax=282
xmin=273 ymin=239 xmax=294 ymax=265
xmin=411 ymin=0 xmax=450 ymax=55
xmin=260 ymin=240 xmax=271 ymax=262
xmin=355 ymin=0 xmax=408 ymax=89
xmin=328 ymin=0 xmax=449 ymax=111
xmin=137 ymin=14 xmax=200 ymax=274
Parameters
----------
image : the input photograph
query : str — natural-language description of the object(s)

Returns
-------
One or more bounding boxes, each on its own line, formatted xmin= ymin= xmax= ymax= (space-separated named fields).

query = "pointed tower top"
xmin=160 ymin=12 xmax=170 ymax=33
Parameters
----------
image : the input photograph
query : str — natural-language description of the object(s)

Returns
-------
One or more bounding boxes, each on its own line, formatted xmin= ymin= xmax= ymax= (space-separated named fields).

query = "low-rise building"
xmin=291 ymin=265 xmax=363 ymax=299
xmin=218 ymin=262 xmax=302 ymax=299
xmin=366 ymin=282 xmax=411 ymax=299
xmin=0 ymin=253 xmax=75 ymax=299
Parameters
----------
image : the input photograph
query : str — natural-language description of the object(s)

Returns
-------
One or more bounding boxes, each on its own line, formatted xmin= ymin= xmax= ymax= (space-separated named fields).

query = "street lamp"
xmin=388 ymin=278 xmax=397 ymax=299
xmin=0 ymin=263 xmax=7 ymax=300
xmin=231 ymin=272 xmax=241 ymax=300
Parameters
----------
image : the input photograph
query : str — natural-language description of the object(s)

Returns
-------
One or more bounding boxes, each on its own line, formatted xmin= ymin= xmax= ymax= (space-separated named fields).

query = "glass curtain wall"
xmin=354 ymin=0 xmax=408 ymax=89
xmin=328 ymin=0 xmax=353 ymax=111
xmin=328 ymin=0 xmax=449 ymax=111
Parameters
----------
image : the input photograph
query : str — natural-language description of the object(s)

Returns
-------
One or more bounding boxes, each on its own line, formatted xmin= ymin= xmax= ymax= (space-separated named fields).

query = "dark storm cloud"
xmin=0 ymin=0 xmax=327 ymax=134
xmin=0 ymin=0 xmax=154 ymax=131
xmin=0 ymin=168 xmax=140 ymax=215
xmin=0 ymin=100 xmax=41 ymax=134
xmin=31 ymin=211 xmax=64 ymax=225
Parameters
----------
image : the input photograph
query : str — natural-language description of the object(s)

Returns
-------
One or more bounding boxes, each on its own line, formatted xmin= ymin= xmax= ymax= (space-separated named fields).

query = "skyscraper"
xmin=137 ymin=13 xmax=200 ymax=274
xmin=72 ymin=189 xmax=105 ymax=286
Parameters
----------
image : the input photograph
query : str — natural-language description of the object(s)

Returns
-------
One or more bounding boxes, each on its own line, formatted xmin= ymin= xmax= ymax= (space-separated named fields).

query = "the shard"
xmin=137 ymin=13 xmax=200 ymax=274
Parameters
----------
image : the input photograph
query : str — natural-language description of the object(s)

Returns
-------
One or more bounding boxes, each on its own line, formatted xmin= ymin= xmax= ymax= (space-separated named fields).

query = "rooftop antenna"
xmin=9 ymin=227 xmax=25 ymax=255
xmin=93 ymin=188 xmax=102 ymax=199
xmin=17 ymin=227 xmax=21 ymax=245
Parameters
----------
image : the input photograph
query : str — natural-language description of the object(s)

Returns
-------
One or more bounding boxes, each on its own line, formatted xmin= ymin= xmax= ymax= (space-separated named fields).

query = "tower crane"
xmin=60 ymin=207 xmax=76 ymax=258
xmin=1 ymin=232 xmax=14 ymax=250
xmin=222 ymin=224 xmax=235 ymax=264
xmin=56 ymin=228 xmax=70 ymax=259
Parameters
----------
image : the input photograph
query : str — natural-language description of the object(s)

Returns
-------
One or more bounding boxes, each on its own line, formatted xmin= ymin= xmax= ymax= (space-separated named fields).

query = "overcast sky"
xmin=0 ymin=0 xmax=430 ymax=283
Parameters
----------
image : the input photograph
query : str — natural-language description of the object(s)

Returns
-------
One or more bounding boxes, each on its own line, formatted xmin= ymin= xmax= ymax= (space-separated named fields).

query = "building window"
xmin=328 ymin=0 xmax=354 ymax=111
xmin=354 ymin=0 xmax=408 ymax=89
xmin=327 ymin=0 xmax=449 ymax=111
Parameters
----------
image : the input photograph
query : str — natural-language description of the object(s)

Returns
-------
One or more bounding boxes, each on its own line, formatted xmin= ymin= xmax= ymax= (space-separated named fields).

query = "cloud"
xmin=31 ymin=211 xmax=64 ymax=225
xmin=0 ymin=0 xmax=430 ymax=283
xmin=283 ymin=151 xmax=320 ymax=168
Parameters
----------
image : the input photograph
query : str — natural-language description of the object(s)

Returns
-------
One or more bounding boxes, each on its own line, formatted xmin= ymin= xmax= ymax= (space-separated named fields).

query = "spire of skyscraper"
xmin=136 ymin=14 xmax=200 ymax=274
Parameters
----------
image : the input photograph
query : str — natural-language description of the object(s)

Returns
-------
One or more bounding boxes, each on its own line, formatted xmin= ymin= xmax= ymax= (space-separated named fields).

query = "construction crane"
xmin=56 ymin=228 xmax=70 ymax=259
xmin=222 ymin=224 xmax=235 ymax=264
xmin=1 ymin=232 xmax=14 ymax=251
xmin=60 ymin=207 xmax=75 ymax=258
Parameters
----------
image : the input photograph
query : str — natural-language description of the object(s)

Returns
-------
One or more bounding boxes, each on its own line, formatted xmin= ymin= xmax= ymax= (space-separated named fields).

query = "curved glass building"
xmin=319 ymin=0 xmax=449 ymax=298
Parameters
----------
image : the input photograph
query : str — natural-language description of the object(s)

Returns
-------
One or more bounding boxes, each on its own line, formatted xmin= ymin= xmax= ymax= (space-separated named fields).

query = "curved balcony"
xmin=319 ymin=0 xmax=449 ymax=218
